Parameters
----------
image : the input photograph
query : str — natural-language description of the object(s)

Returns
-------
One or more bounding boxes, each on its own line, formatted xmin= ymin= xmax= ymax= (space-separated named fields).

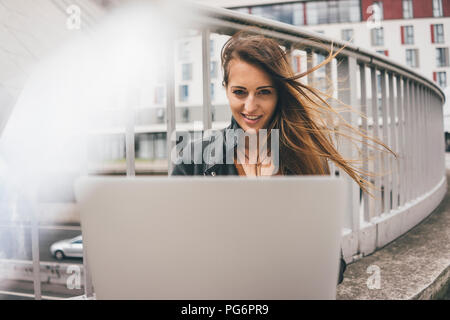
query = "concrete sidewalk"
xmin=336 ymin=170 xmax=450 ymax=300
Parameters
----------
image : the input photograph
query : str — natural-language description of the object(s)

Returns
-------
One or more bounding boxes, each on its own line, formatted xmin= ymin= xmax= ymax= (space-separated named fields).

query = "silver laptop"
xmin=74 ymin=176 xmax=346 ymax=300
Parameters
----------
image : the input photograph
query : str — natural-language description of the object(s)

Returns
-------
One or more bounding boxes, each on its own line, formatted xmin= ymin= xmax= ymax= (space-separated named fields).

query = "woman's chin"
xmin=240 ymin=123 xmax=263 ymax=133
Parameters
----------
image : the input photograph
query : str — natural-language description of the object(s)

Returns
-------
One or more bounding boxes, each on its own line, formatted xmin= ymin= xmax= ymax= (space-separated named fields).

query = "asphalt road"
xmin=0 ymin=225 xmax=85 ymax=300
xmin=0 ymin=279 xmax=84 ymax=300
xmin=0 ymin=225 xmax=83 ymax=264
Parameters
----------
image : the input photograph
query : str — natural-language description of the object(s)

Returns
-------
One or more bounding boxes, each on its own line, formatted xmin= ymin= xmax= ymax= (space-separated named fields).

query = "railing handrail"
xmin=190 ymin=2 xmax=446 ymax=102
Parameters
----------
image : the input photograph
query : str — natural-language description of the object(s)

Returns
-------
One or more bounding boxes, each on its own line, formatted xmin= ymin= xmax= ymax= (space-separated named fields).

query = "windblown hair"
xmin=221 ymin=30 xmax=396 ymax=196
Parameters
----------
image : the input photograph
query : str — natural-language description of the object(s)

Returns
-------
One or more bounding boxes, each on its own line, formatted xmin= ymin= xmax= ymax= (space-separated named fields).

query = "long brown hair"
xmin=221 ymin=30 xmax=396 ymax=196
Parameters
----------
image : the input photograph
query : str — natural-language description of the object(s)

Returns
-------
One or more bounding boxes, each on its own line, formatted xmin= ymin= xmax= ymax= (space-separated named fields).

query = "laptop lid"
xmin=75 ymin=176 xmax=346 ymax=299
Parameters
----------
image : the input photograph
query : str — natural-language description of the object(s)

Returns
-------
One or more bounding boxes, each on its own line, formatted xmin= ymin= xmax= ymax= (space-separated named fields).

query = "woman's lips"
xmin=241 ymin=113 xmax=263 ymax=125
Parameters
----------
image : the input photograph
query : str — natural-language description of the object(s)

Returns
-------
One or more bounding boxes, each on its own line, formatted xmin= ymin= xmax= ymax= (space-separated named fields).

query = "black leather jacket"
xmin=171 ymin=117 xmax=347 ymax=284
xmin=171 ymin=117 xmax=241 ymax=177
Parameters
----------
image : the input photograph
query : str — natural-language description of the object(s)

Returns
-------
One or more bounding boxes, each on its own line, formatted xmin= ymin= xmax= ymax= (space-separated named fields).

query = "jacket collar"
xmin=203 ymin=116 xmax=240 ymax=175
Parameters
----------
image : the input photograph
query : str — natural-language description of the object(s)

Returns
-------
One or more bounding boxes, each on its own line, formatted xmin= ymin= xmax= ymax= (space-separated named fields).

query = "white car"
xmin=50 ymin=235 xmax=83 ymax=260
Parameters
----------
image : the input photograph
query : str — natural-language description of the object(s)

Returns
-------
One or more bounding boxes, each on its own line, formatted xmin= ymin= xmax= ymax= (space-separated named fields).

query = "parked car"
xmin=50 ymin=235 xmax=83 ymax=260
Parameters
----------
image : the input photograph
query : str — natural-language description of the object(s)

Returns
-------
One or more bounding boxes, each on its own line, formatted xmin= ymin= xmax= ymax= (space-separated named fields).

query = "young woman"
xmin=171 ymin=31 xmax=395 ymax=284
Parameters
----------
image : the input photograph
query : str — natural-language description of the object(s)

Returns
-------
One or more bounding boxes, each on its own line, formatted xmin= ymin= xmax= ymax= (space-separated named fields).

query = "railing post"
xmin=388 ymin=72 xmax=398 ymax=210
xmin=430 ymin=89 xmax=434 ymax=187
xmin=337 ymin=55 xmax=360 ymax=235
xmin=326 ymin=56 xmax=336 ymax=176
xmin=411 ymin=82 xmax=420 ymax=199
xmin=396 ymin=76 xmax=405 ymax=207
xmin=419 ymin=86 xmax=426 ymax=196
xmin=427 ymin=89 xmax=433 ymax=190
xmin=405 ymin=79 xmax=412 ymax=202
xmin=416 ymin=85 xmax=422 ymax=196
xmin=166 ymin=39 xmax=176 ymax=175
xmin=125 ymin=94 xmax=136 ymax=177
xmin=429 ymin=89 xmax=432 ymax=186
xmin=286 ymin=44 xmax=293 ymax=68
xmin=425 ymin=88 xmax=430 ymax=191
xmin=380 ymin=70 xmax=390 ymax=213
xmin=306 ymin=49 xmax=315 ymax=86
xmin=359 ymin=63 xmax=370 ymax=222
xmin=30 ymin=191 xmax=41 ymax=300
xmin=370 ymin=67 xmax=382 ymax=218
xmin=438 ymin=91 xmax=446 ymax=178
xmin=429 ymin=89 xmax=434 ymax=190
xmin=202 ymin=28 xmax=212 ymax=131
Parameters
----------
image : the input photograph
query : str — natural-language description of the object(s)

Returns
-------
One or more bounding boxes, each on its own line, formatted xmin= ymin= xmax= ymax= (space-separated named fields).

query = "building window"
xmin=435 ymin=71 xmax=447 ymax=87
xmin=433 ymin=0 xmax=443 ymax=17
xmin=251 ymin=3 xmax=305 ymax=25
xmin=247 ymin=3 xmax=305 ymax=25
xmin=179 ymin=85 xmax=189 ymax=102
xmin=156 ymin=108 xmax=165 ymax=123
xmin=240 ymin=0 xmax=361 ymax=26
xmin=401 ymin=26 xmax=414 ymax=45
xmin=292 ymin=3 xmax=304 ymax=26
xmin=210 ymin=61 xmax=218 ymax=79
xmin=376 ymin=50 xmax=389 ymax=56
xmin=328 ymin=0 xmax=339 ymax=24
xmin=155 ymin=133 xmax=167 ymax=159
xmin=178 ymin=41 xmax=190 ymax=60
xmin=210 ymin=83 xmax=215 ymax=101
xmin=305 ymin=0 xmax=360 ymax=25
xmin=182 ymin=63 xmax=192 ymax=81
xmin=181 ymin=107 xmax=190 ymax=122
xmin=340 ymin=0 xmax=361 ymax=23
xmin=154 ymin=86 xmax=165 ymax=105
xmin=236 ymin=1 xmax=365 ymax=26
xmin=402 ymin=0 xmax=413 ymax=19
xmin=436 ymin=48 xmax=449 ymax=67
xmin=307 ymin=1 xmax=324 ymax=25
xmin=136 ymin=133 xmax=154 ymax=160
xmin=373 ymin=1 xmax=384 ymax=21
xmin=371 ymin=27 xmax=384 ymax=46
xmin=431 ymin=24 xmax=445 ymax=44
xmin=342 ymin=29 xmax=354 ymax=42
xmin=406 ymin=49 xmax=419 ymax=68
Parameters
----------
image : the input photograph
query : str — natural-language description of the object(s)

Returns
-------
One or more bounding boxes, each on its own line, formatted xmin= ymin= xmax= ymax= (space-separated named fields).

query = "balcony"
xmin=0 ymin=1 xmax=448 ymax=299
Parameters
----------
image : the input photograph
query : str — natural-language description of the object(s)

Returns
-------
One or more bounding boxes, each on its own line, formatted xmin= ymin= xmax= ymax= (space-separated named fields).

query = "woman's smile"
xmin=241 ymin=113 xmax=263 ymax=124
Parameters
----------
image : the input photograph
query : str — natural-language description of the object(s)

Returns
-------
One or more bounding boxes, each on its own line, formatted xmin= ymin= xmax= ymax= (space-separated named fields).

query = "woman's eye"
xmin=258 ymin=89 xmax=272 ymax=95
xmin=232 ymin=90 xmax=246 ymax=95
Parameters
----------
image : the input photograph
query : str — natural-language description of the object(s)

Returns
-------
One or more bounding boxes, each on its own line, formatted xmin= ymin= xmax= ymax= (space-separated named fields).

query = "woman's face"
xmin=225 ymin=59 xmax=278 ymax=132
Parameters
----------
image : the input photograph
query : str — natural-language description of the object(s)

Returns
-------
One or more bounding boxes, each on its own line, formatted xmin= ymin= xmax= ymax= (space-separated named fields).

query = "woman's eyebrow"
xmin=231 ymin=85 xmax=274 ymax=89
xmin=256 ymin=86 xmax=274 ymax=89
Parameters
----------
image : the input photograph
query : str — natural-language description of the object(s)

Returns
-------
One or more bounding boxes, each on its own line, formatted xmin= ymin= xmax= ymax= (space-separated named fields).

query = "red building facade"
xmin=361 ymin=0 xmax=450 ymax=20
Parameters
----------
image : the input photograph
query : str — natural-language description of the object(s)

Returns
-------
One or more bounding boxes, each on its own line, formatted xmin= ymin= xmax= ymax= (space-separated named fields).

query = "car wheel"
xmin=54 ymin=250 xmax=65 ymax=260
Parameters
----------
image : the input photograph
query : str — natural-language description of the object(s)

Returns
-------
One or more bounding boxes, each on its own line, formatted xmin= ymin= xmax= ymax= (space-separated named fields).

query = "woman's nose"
xmin=244 ymin=94 xmax=258 ymax=113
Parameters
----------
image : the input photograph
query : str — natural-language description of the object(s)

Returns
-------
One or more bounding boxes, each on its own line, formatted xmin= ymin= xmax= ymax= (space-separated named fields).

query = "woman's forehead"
xmin=227 ymin=59 xmax=274 ymax=88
